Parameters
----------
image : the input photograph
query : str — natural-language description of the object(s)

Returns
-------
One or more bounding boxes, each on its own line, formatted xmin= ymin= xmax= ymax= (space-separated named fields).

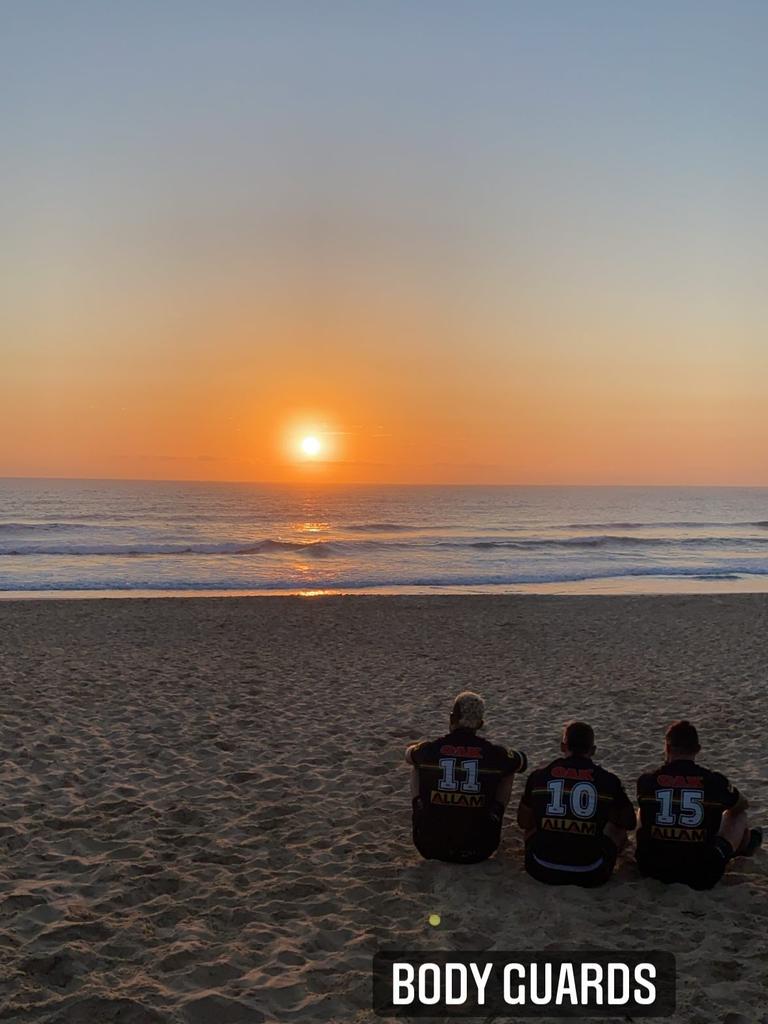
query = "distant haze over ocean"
xmin=1 ymin=480 xmax=768 ymax=596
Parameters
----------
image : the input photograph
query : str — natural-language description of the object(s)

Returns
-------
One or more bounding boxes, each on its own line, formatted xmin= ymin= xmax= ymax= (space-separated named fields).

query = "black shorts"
xmin=636 ymin=839 xmax=730 ymax=891
xmin=524 ymin=835 xmax=618 ymax=888
xmin=412 ymin=799 xmax=502 ymax=864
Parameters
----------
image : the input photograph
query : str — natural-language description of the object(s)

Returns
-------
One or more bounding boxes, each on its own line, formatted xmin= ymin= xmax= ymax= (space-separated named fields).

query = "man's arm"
xmin=496 ymin=774 xmax=515 ymax=807
xmin=499 ymin=747 xmax=527 ymax=775
xmin=404 ymin=740 xmax=426 ymax=766
xmin=495 ymin=746 xmax=528 ymax=808
xmin=719 ymin=774 xmax=748 ymax=815
xmin=609 ymin=783 xmax=637 ymax=832
xmin=516 ymin=773 xmax=536 ymax=833
xmin=517 ymin=798 xmax=536 ymax=832
xmin=635 ymin=773 xmax=651 ymax=829
xmin=405 ymin=743 xmax=425 ymax=799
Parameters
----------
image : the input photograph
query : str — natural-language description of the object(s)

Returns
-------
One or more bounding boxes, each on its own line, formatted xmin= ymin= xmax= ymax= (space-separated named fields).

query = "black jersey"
xmin=520 ymin=755 xmax=635 ymax=869
xmin=409 ymin=728 xmax=526 ymax=852
xmin=636 ymin=759 xmax=741 ymax=861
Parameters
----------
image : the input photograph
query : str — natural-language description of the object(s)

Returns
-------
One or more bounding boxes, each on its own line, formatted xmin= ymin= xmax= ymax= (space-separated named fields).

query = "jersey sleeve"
xmin=713 ymin=771 xmax=741 ymax=809
xmin=489 ymin=745 xmax=528 ymax=774
xmin=494 ymin=745 xmax=527 ymax=776
xmin=405 ymin=740 xmax=429 ymax=766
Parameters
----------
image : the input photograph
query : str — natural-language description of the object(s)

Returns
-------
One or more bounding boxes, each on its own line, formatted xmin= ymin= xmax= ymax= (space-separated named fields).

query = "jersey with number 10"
xmin=521 ymin=756 xmax=635 ymax=867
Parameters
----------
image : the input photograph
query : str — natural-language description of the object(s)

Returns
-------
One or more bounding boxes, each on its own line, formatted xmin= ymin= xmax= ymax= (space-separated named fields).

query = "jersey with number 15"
xmin=636 ymin=758 xmax=741 ymax=855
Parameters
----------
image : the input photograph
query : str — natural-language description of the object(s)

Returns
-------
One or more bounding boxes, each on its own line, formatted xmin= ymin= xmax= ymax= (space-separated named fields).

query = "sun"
xmin=281 ymin=418 xmax=336 ymax=466
xmin=300 ymin=435 xmax=322 ymax=457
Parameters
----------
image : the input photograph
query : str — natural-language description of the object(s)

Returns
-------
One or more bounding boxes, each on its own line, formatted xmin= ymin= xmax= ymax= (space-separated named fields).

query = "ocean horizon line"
xmin=2 ymin=476 xmax=768 ymax=490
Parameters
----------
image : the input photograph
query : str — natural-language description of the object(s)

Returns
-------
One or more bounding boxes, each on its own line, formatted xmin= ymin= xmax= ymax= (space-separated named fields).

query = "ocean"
xmin=1 ymin=479 xmax=768 ymax=596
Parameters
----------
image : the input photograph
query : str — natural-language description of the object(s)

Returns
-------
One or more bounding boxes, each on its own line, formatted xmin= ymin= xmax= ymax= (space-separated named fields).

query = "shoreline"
xmin=2 ymin=573 xmax=768 ymax=600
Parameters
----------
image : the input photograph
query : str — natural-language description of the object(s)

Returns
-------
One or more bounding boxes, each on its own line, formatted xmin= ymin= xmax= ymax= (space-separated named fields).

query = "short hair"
xmin=451 ymin=691 xmax=484 ymax=729
xmin=562 ymin=720 xmax=595 ymax=756
xmin=665 ymin=720 xmax=700 ymax=755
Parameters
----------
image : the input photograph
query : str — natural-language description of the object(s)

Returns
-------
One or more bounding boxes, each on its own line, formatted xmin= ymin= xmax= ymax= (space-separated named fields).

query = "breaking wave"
xmin=0 ymin=538 xmax=396 ymax=558
xmin=565 ymin=520 xmax=768 ymax=530
xmin=443 ymin=535 xmax=768 ymax=551
xmin=342 ymin=522 xmax=450 ymax=532
xmin=2 ymin=563 xmax=768 ymax=593
xmin=4 ymin=532 xmax=768 ymax=557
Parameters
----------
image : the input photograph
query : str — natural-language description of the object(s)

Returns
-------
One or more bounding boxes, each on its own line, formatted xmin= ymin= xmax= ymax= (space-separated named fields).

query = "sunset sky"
xmin=2 ymin=1 xmax=767 ymax=485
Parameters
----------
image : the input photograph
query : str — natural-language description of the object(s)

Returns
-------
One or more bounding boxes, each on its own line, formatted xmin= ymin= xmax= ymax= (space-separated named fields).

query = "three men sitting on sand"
xmin=405 ymin=691 xmax=762 ymax=889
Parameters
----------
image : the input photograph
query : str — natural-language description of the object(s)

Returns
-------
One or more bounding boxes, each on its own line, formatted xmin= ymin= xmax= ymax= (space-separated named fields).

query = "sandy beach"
xmin=0 ymin=594 xmax=766 ymax=1024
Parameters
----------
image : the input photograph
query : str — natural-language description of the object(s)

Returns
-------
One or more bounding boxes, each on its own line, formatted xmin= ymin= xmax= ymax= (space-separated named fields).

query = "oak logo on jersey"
xmin=542 ymin=816 xmax=598 ymax=836
xmin=551 ymin=766 xmax=594 ymax=781
xmin=439 ymin=744 xmax=482 ymax=758
xmin=431 ymin=791 xmax=486 ymax=808
xmin=657 ymin=774 xmax=703 ymax=788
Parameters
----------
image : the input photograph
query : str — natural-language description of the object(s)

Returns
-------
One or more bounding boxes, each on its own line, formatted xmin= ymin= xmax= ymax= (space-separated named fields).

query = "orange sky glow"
xmin=2 ymin=4 xmax=767 ymax=486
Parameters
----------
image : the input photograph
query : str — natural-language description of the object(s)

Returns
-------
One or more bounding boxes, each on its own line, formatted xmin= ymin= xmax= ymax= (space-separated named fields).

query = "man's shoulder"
xmin=636 ymin=763 xmax=665 ymax=788
xmin=592 ymin=763 xmax=625 ymax=788
xmin=527 ymin=757 xmax=561 ymax=782
xmin=483 ymin=739 xmax=528 ymax=771
xmin=696 ymin=764 xmax=732 ymax=789
xmin=410 ymin=735 xmax=443 ymax=755
xmin=483 ymin=737 xmax=515 ymax=757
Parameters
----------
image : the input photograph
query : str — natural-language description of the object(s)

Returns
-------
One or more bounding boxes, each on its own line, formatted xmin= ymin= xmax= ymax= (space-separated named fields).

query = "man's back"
xmin=523 ymin=755 xmax=634 ymax=869
xmin=410 ymin=726 xmax=526 ymax=861
xmin=636 ymin=758 xmax=741 ymax=865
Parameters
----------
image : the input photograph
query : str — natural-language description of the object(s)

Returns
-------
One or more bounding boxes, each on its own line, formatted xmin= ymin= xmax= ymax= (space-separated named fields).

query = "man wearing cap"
xmin=405 ymin=691 xmax=527 ymax=864
xmin=517 ymin=720 xmax=636 ymax=887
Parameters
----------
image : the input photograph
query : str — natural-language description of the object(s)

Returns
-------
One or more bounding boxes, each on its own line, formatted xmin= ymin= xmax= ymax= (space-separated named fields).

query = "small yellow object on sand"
xmin=428 ymin=913 xmax=441 ymax=927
